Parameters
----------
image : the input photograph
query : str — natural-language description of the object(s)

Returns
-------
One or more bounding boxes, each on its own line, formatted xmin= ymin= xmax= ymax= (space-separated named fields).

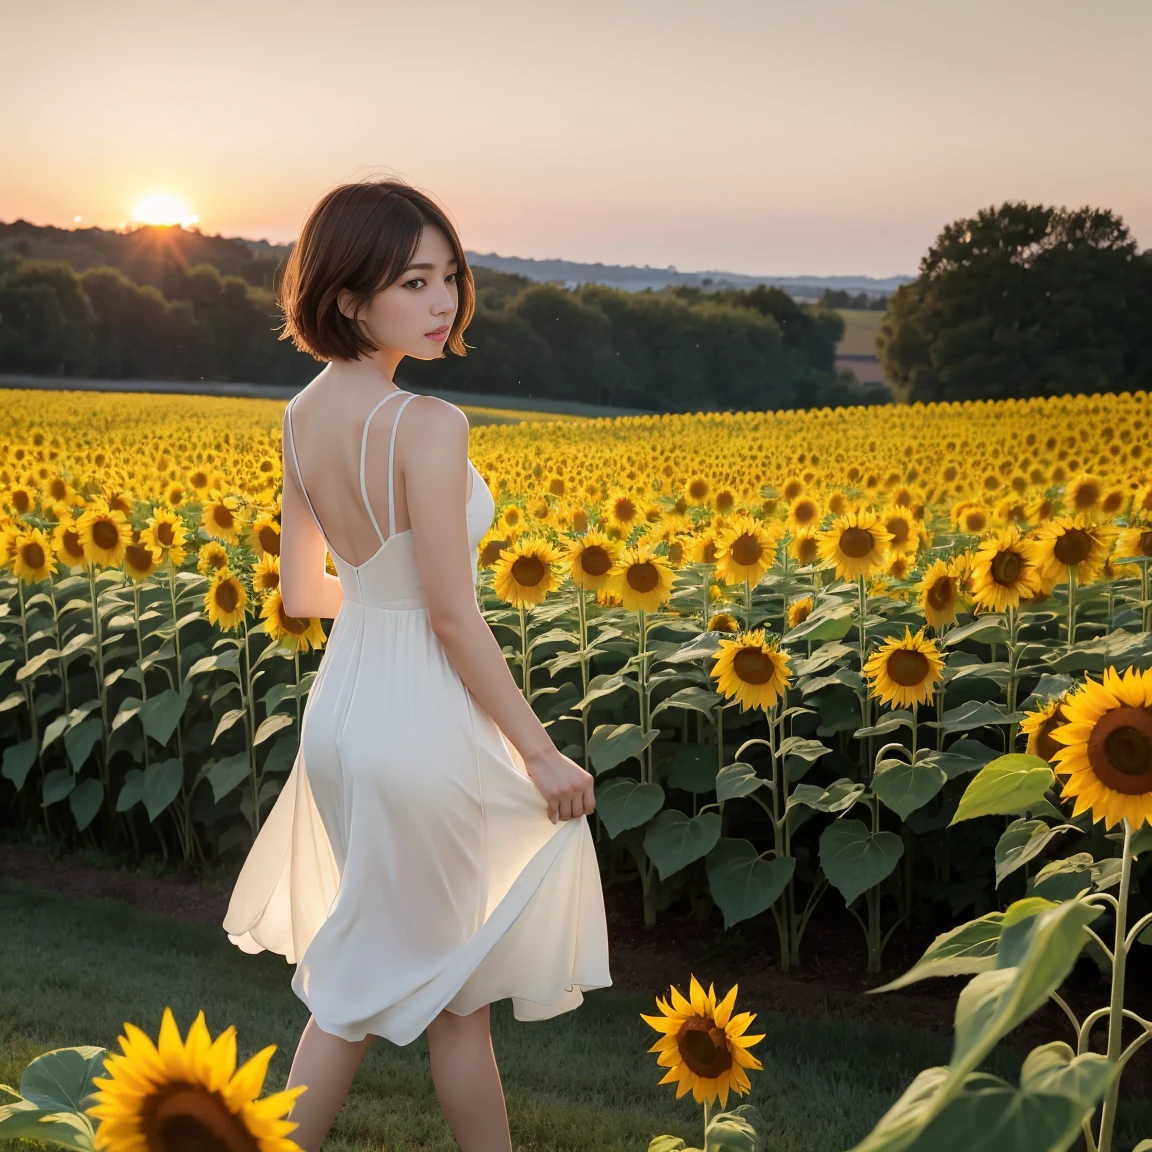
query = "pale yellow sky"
xmin=3 ymin=0 xmax=1149 ymax=276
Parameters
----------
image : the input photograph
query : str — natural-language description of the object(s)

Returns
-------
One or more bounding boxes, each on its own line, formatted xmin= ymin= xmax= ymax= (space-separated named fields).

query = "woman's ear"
xmin=336 ymin=288 xmax=356 ymax=321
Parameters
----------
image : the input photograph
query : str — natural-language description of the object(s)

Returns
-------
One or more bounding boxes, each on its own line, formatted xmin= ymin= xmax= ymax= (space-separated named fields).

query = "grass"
xmin=835 ymin=310 xmax=884 ymax=358
xmin=2 ymin=878 xmax=1150 ymax=1152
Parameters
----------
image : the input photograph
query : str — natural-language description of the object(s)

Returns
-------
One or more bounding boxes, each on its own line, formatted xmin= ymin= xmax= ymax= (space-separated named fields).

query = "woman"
xmin=222 ymin=179 xmax=612 ymax=1152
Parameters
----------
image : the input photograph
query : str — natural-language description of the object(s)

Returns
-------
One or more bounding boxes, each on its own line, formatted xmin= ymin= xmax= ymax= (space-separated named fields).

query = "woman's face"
xmin=338 ymin=224 xmax=460 ymax=361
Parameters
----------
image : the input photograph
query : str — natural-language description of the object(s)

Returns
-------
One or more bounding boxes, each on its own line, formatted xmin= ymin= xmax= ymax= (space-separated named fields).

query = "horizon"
xmin=3 ymin=0 xmax=1149 ymax=278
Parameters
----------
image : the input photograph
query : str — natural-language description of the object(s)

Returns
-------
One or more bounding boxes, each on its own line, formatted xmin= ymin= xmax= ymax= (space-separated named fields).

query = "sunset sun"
xmin=130 ymin=192 xmax=199 ymax=227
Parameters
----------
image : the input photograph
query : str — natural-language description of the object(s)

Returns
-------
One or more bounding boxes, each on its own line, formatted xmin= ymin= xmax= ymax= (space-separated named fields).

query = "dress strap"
xmin=359 ymin=391 xmax=415 ymax=542
xmin=284 ymin=395 xmax=325 ymax=537
xmin=387 ymin=393 xmax=419 ymax=539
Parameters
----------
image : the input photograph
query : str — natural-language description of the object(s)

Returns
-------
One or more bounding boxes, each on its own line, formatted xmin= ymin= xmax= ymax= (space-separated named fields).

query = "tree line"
xmin=0 ymin=237 xmax=884 ymax=412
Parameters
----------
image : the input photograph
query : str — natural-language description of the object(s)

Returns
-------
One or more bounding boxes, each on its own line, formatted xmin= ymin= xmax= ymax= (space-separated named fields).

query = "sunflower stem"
xmin=517 ymin=602 xmax=530 ymax=696
xmin=1095 ymin=818 xmax=1132 ymax=1152
xmin=638 ymin=608 xmax=650 ymax=785
xmin=1006 ymin=605 xmax=1020 ymax=750
xmin=1067 ymin=564 xmax=1078 ymax=647
xmin=743 ymin=575 xmax=752 ymax=632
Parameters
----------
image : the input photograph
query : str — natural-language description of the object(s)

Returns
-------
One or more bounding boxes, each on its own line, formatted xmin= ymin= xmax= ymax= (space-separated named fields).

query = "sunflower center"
xmin=259 ymin=525 xmax=280 ymax=556
xmin=156 ymin=522 xmax=176 ymax=547
xmin=1054 ymin=528 xmax=1092 ymax=566
xmin=125 ymin=544 xmax=154 ymax=570
xmin=797 ymin=537 xmax=818 ymax=565
xmin=1140 ymin=530 xmax=1152 ymax=558
xmin=214 ymin=506 xmax=235 ymax=530
xmin=146 ymin=1086 xmax=260 ymax=1152
xmin=1087 ymin=706 xmax=1152 ymax=795
xmin=279 ymin=605 xmax=309 ymax=634
xmin=215 ymin=581 xmax=240 ymax=613
xmin=626 ymin=562 xmax=659 ymax=592
xmin=794 ymin=499 xmax=818 ymax=525
xmin=64 ymin=529 xmax=84 ymax=558
xmin=733 ymin=647 xmax=774 ymax=685
xmin=676 ymin=1018 xmax=733 ymax=1079
xmin=927 ymin=577 xmax=954 ymax=611
xmin=886 ymin=518 xmax=910 ymax=547
xmin=990 ymin=549 xmax=1021 ymax=586
xmin=730 ymin=533 xmax=764 ymax=567
xmin=886 ymin=649 xmax=930 ymax=687
xmin=21 ymin=542 xmax=46 ymax=569
xmin=688 ymin=479 xmax=709 ymax=500
xmin=839 ymin=527 xmax=874 ymax=559
xmin=1034 ymin=706 xmax=1067 ymax=764
xmin=93 ymin=520 xmax=120 ymax=550
xmin=580 ymin=545 xmax=612 ymax=576
xmin=511 ymin=555 xmax=546 ymax=587
xmin=614 ymin=499 xmax=637 ymax=522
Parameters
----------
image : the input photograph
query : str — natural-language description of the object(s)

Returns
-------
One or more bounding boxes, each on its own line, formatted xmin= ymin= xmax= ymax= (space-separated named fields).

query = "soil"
xmin=3 ymin=841 xmax=1151 ymax=1097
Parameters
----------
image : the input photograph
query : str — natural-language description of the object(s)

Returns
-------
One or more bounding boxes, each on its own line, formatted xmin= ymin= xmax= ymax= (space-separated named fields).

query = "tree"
xmin=878 ymin=201 xmax=1152 ymax=403
xmin=0 ymin=256 xmax=95 ymax=374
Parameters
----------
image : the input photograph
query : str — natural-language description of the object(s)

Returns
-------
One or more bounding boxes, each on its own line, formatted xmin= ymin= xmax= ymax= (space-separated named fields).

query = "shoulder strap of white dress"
xmin=284 ymin=395 xmax=324 ymax=536
xmin=359 ymin=391 xmax=417 ymax=542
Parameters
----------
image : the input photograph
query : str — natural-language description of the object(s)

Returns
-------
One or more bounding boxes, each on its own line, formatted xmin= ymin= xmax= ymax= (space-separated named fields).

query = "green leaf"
xmin=715 ymin=762 xmax=766 ymax=803
xmin=253 ymin=713 xmax=295 ymax=746
xmin=929 ymin=739 xmax=1001 ymax=780
xmin=0 ymin=1101 xmax=99 ymax=1150
xmin=788 ymin=778 xmax=865 ymax=815
xmin=207 ymin=751 xmax=251 ymax=804
xmin=592 ymin=777 xmax=665 ymax=837
xmin=856 ymin=709 xmax=916 ymax=739
xmin=573 ymin=672 xmax=635 ymax=712
xmin=212 ymin=707 xmax=246 ymax=744
xmin=1019 ymin=1041 xmax=1113 ymax=1104
xmin=703 ymin=1102 xmax=767 ymax=1151
xmin=21 ymin=1045 xmax=108 ymax=1114
xmin=658 ymin=744 xmax=717 ymax=794
xmin=933 ymin=700 xmax=1019 ymax=734
xmin=68 ymin=778 xmax=104 ymax=832
xmin=588 ymin=723 xmax=662 ymax=774
xmin=139 ymin=685 xmax=192 ymax=747
xmin=819 ymin=818 xmax=904 ymax=905
xmin=1 ymin=738 xmax=38 ymax=790
xmin=650 ymin=686 xmax=723 ymax=719
xmin=42 ymin=768 xmax=76 ymax=807
xmin=871 ymin=912 xmax=1005 ymax=993
xmin=994 ymin=820 xmax=1077 ymax=887
xmin=941 ymin=616 xmax=1008 ymax=647
xmin=644 ymin=810 xmax=722 ymax=879
xmin=704 ymin=837 xmax=794 ymax=928
xmin=63 ymin=719 xmax=103 ymax=774
xmin=142 ymin=759 xmax=183 ymax=821
xmin=115 ymin=769 xmax=144 ymax=813
xmin=949 ymin=755 xmax=1055 ymax=826
xmin=786 ymin=600 xmax=855 ymax=642
xmin=873 ymin=757 xmax=948 ymax=820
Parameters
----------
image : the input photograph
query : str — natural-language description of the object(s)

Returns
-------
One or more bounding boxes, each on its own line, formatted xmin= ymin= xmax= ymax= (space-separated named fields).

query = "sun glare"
xmin=130 ymin=192 xmax=199 ymax=228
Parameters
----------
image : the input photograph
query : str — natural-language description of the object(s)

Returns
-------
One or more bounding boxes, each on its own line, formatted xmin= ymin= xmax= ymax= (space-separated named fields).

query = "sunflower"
xmin=863 ymin=626 xmax=945 ymax=709
xmin=206 ymin=568 xmax=248 ymax=632
xmin=816 ymin=508 xmax=893 ymax=582
xmin=603 ymin=490 xmax=643 ymax=536
xmin=1020 ymin=695 xmax=1072 ymax=768
xmin=952 ymin=502 xmax=992 ymax=535
xmin=602 ymin=542 xmax=676 ymax=613
xmin=477 ymin=528 xmax=515 ymax=569
xmin=76 ymin=499 xmax=133 ymax=568
xmin=639 ymin=974 xmax=764 ymax=1110
xmin=878 ymin=504 xmax=920 ymax=555
xmin=200 ymin=492 xmax=244 ymax=544
xmin=141 ymin=508 xmax=190 ymax=568
xmin=686 ymin=529 xmax=723 ymax=566
xmin=1113 ymin=521 xmax=1152 ymax=564
xmin=260 ymin=587 xmax=327 ymax=653
xmin=12 ymin=527 xmax=57 ymax=584
xmin=917 ymin=557 xmax=964 ymax=630
xmin=967 ymin=526 xmax=1045 ymax=612
xmin=498 ymin=503 xmax=526 ymax=535
xmin=787 ymin=596 xmax=814 ymax=629
xmin=683 ymin=476 xmax=711 ymax=506
xmin=564 ymin=529 xmax=622 ymax=591
xmin=492 ymin=537 xmax=566 ymax=607
xmin=712 ymin=515 xmax=780 ymax=586
xmin=711 ymin=628 xmax=791 ymax=712
xmin=247 ymin=511 xmax=282 ymax=559
xmin=1030 ymin=513 xmax=1119 ymax=586
xmin=788 ymin=528 xmax=821 ymax=569
xmin=86 ymin=1005 xmax=306 ymax=1152
xmin=707 ymin=611 xmax=741 ymax=633
xmin=785 ymin=495 xmax=822 ymax=534
xmin=197 ymin=541 xmax=231 ymax=576
xmin=51 ymin=516 xmax=89 ymax=569
xmin=251 ymin=553 xmax=281 ymax=595
xmin=1052 ymin=665 xmax=1152 ymax=830
xmin=1064 ymin=473 xmax=1104 ymax=518
xmin=124 ymin=531 xmax=162 ymax=582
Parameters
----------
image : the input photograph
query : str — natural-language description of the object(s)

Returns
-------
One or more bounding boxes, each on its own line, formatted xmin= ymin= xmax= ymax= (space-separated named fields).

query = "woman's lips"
xmin=425 ymin=327 xmax=448 ymax=341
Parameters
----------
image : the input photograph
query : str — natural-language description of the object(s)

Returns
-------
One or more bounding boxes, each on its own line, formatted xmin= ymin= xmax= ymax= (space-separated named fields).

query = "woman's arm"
xmin=278 ymin=405 xmax=346 ymax=620
xmin=399 ymin=396 xmax=595 ymax=823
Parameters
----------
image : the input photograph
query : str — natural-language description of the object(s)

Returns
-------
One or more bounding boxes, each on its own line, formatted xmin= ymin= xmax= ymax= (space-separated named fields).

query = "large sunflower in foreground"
xmin=863 ymin=626 xmax=945 ymax=709
xmin=259 ymin=587 xmax=327 ymax=653
xmin=206 ymin=568 xmax=248 ymax=632
xmin=76 ymin=499 xmax=133 ymax=568
xmin=640 ymin=974 xmax=764 ymax=1109
xmin=712 ymin=515 xmax=781 ymax=587
xmin=87 ymin=1005 xmax=306 ymax=1152
xmin=1051 ymin=665 xmax=1152 ymax=830
xmin=601 ymin=541 xmax=676 ymax=612
xmin=1019 ymin=694 xmax=1072 ymax=768
xmin=711 ymin=628 xmax=791 ymax=712
xmin=1030 ymin=513 xmax=1118 ymax=586
xmin=12 ymin=527 xmax=58 ymax=584
xmin=491 ymin=536 xmax=566 ymax=607
xmin=966 ymin=526 xmax=1045 ymax=612
xmin=816 ymin=508 xmax=893 ymax=582
xmin=564 ymin=528 xmax=621 ymax=591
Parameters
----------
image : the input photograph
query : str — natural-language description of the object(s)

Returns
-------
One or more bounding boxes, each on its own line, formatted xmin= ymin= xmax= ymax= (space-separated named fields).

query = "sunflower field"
xmin=3 ymin=385 xmax=1152 ymax=992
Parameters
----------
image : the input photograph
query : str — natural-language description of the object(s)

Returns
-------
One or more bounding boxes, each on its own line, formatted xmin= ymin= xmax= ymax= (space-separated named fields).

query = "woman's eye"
xmin=404 ymin=273 xmax=459 ymax=289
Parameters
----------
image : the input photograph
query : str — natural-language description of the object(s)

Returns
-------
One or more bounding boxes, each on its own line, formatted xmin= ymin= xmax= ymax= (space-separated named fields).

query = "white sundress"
xmin=222 ymin=388 xmax=612 ymax=1045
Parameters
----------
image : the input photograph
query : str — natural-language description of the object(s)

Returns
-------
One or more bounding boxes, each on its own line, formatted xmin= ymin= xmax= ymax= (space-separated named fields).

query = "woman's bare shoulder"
xmin=401 ymin=393 xmax=469 ymax=446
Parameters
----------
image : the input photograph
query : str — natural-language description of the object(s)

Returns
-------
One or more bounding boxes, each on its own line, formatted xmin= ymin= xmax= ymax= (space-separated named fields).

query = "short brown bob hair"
xmin=276 ymin=179 xmax=475 ymax=362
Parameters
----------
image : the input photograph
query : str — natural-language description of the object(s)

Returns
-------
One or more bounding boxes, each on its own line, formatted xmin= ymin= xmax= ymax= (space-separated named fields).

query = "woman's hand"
xmin=522 ymin=746 xmax=597 ymax=824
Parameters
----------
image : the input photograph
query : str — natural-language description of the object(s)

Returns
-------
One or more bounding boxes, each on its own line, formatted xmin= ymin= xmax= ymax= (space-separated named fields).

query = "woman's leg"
xmin=283 ymin=1016 xmax=376 ymax=1152
xmin=426 ymin=1004 xmax=512 ymax=1152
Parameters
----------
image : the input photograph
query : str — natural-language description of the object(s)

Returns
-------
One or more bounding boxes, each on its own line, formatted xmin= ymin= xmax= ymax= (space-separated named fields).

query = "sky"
xmin=2 ymin=0 xmax=1149 ymax=278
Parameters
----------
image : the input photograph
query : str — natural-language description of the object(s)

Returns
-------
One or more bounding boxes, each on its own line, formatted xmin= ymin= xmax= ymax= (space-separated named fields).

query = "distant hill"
xmin=0 ymin=219 xmax=911 ymax=302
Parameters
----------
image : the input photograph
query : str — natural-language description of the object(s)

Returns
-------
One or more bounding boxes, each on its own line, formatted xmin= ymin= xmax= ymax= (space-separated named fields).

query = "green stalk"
xmin=743 ymin=575 xmax=752 ymax=632
xmin=518 ymin=602 xmax=531 ymax=696
xmin=15 ymin=577 xmax=49 ymax=840
xmin=1096 ymin=819 xmax=1133 ymax=1152
xmin=1006 ymin=604 xmax=1020 ymax=749
xmin=1067 ymin=564 xmax=1078 ymax=647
